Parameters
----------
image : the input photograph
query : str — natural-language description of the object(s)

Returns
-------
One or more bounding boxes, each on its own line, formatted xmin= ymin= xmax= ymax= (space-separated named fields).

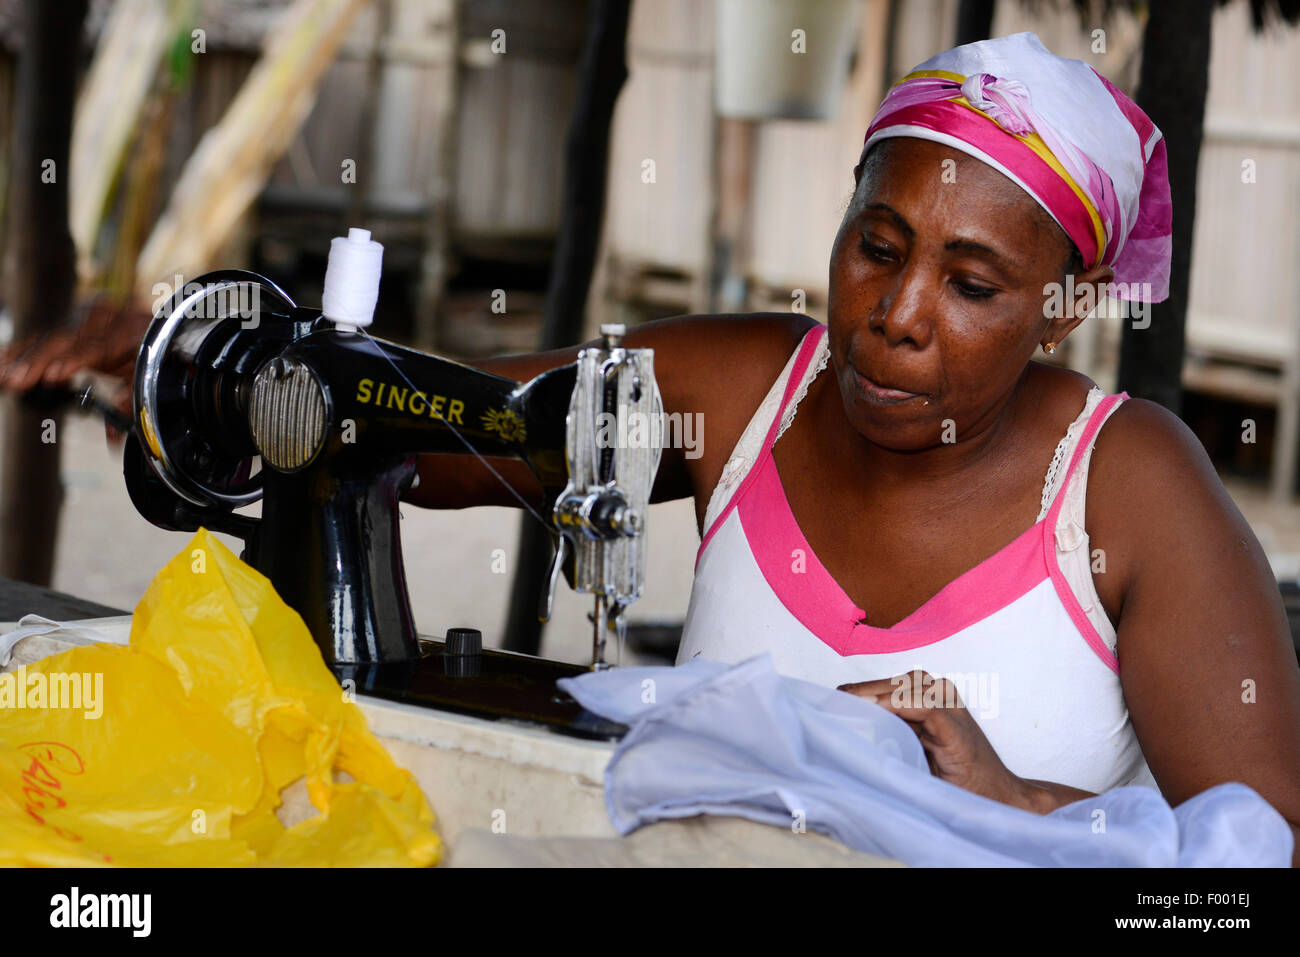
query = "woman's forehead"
xmin=859 ymin=138 xmax=1027 ymax=203
xmin=854 ymin=138 xmax=1069 ymax=255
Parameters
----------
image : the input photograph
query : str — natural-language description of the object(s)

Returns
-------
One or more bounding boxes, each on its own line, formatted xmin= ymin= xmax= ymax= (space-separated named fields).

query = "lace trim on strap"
xmin=700 ymin=335 xmax=811 ymax=534
xmin=774 ymin=335 xmax=830 ymax=445
xmin=1036 ymin=386 xmax=1106 ymax=523
xmin=702 ymin=330 xmax=829 ymax=535
xmin=1044 ymin=386 xmax=1122 ymax=655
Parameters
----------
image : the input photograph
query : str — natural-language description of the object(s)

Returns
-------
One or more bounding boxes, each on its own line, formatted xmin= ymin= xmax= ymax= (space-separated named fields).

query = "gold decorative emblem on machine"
xmin=481 ymin=407 xmax=527 ymax=443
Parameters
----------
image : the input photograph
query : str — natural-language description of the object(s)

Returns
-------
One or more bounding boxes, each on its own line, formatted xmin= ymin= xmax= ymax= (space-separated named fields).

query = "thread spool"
xmin=323 ymin=227 xmax=384 ymax=333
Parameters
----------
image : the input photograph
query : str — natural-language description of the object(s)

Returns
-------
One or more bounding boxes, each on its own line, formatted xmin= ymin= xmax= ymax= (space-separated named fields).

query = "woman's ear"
xmin=1040 ymin=261 xmax=1116 ymax=353
xmin=1067 ymin=263 xmax=1115 ymax=321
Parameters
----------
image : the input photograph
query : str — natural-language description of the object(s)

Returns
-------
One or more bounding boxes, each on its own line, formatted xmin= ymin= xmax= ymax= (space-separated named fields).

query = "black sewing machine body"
xmin=124 ymin=270 xmax=654 ymax=741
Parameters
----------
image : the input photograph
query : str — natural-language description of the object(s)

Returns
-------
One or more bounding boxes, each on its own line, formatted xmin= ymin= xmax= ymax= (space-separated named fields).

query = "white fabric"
xmin=559 ymin=656 xmax=1292 ymax=867
xmin=0 ymin=614 xmax=116 ymax=668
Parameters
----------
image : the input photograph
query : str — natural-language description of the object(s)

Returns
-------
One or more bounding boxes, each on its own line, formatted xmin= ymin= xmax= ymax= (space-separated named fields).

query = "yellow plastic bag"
xmin=0 ymin=528 xmax=441 ymax=866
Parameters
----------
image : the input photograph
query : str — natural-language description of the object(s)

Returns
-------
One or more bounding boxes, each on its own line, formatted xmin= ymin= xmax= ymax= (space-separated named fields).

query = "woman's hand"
xmin=0 ymin=294 xmax=150 ymax=390
xmin=838 ymin=669 xmax=1045 ymax=812
xmin=0 ymin=294 xmax=150 ymax=445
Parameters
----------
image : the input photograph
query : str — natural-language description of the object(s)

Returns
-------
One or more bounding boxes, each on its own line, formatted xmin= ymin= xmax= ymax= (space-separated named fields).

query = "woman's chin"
xmin=841 ymin=399 xmax=939 ymax=450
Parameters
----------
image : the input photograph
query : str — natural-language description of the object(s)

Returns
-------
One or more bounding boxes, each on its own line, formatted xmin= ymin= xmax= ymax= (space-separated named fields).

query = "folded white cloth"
xmin=0 ymin=614 xmax=115 ymax=668
xmin=558 ymin=654 xmax=1292 ymax=867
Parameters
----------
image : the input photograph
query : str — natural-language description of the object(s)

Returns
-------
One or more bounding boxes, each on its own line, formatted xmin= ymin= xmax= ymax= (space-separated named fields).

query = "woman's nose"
xmin=869 ymin=267 xmax=934 ymax=348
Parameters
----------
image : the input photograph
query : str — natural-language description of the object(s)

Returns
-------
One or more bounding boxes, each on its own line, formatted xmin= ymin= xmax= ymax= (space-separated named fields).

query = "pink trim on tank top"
xmin=696 ymin=324 xmax=829 ymax=566
xmin=738 ymin=453 xmax=1049 ymax=654
xmin=1042 ymin=392 xmax=1129 ymax=675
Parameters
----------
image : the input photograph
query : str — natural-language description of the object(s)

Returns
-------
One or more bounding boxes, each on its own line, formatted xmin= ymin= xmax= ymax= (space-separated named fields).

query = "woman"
xmin=406 ymin=33 xmax=1300 ymax=860
xmin=3 ymin=33 xmax=1297 ymax=860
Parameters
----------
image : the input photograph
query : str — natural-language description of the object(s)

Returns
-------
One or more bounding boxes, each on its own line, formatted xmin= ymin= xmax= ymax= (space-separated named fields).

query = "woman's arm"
xmin=401 ymin=312 xmax=818 ymax=512
xmin=1088 ymin=397 xmax=1300 ymax=865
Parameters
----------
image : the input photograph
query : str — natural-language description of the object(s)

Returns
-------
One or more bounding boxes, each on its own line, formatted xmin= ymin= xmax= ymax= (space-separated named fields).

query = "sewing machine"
xmin=119 ymin=229 xmax=663 ymax=740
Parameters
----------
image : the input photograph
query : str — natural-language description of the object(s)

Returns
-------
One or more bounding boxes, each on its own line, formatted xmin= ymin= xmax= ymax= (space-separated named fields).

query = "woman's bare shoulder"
xmin=1093 ymin=396 xmax=1221 ymax=493
xmin=1086 ymin=393 xmax=1247 ymax=595
xmin=627 ymin=312 xmax=821 ymax=412
xmin=630 ymin=313 xmax=821 ymax=516
xmin=628 ymin=311 xmax=819 ymax=368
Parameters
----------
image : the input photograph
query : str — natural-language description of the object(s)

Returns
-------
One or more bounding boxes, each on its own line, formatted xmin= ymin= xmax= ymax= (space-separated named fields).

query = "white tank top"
xmin=677 ymin=324 xmax=1158 ymax=795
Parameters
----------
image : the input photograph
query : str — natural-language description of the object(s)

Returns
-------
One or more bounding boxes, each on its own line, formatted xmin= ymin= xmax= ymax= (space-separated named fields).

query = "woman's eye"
xmin=954 ymin=279 xmax=997 ymax=300
xmin=859 ymin=238 xmax=894 ymax=263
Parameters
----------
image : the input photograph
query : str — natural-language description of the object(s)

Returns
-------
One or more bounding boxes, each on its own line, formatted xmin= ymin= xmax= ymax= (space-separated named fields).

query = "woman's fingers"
xmin=840 ymin=670 xmax=970 ymax=747
xmin=0 ymin=334 xmax=72 ymax=390
xmin=105 ymin=387 xmax=133 ymax=446
xmin=0 ymin=297 xmax=150 ymax=395
xmin=41 ymin=353 xmax=88 ymax=386
xmin=840 ymin=670 xmax=960 ymax=711
xmin=837 ymin=670 xmax=923 ymax=700
xmin=842 ymin=669 xmax=1026 ymax=804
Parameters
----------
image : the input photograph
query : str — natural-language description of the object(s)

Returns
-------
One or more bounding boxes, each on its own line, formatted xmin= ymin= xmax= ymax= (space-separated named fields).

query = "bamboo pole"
xmin=68 ymin=0 xmax=178 ymax=283
xmin=0 ymin=0 xmax=89 ymax=583
xmin=134 ymin=0 xmax=373 ymax=298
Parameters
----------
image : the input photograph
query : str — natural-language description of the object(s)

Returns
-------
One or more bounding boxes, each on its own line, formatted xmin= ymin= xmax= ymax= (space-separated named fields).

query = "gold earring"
xmin=1043 ymin=342 xmax=1057 ymax=355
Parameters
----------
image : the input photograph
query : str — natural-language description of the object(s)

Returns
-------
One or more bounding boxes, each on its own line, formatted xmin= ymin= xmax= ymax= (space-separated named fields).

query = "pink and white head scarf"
xmin=863 ymin=32 xmax=1171 ymax=302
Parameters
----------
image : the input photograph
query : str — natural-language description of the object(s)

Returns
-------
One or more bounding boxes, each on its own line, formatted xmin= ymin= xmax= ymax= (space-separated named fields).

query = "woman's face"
xmin=827 ymin=136 xmax=1092 ymax=451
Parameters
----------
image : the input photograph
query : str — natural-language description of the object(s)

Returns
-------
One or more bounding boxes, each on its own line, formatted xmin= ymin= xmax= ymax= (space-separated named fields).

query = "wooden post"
xmin=502 ymin=0 xmax=632 ymax=657
xmin=708 ymin=117 xmax=757 ymax=313
xmin=415 ymin=0 xmax=460 ymax=353
xmin=346 ymin=0 xmax=392 ymax=231
xmin=0 ymin=0 xmax=89 ymax=584
xmin=954 ymin=0 xmax=995 ymax=45
xmin=1118 ymin=0 xmax=1215 ymax=418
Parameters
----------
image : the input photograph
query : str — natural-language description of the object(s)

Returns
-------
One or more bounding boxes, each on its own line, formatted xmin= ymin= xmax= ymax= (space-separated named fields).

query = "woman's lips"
xmin=852 ymin=369 xmax=924 ymax=405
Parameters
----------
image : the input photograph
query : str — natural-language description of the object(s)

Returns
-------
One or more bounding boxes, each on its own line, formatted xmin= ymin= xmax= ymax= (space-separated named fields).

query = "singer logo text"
xmin=355 ymin=378 xmax=466 ymax=424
